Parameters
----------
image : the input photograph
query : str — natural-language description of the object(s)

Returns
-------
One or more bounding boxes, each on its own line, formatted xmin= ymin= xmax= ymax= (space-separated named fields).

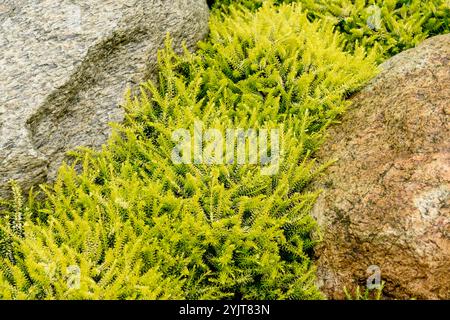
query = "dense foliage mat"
xmin=210 ymin=0 xmax=450 ymax=60
xmin=0 ymin=3 xmax=378 ymax=299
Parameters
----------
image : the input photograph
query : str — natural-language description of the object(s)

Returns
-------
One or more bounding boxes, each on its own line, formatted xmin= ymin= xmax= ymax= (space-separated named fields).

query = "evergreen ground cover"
xmin=0 ymin=0 xmax=448 ymax=299
xmin=210 ymin=0 xmax=449 ymax=60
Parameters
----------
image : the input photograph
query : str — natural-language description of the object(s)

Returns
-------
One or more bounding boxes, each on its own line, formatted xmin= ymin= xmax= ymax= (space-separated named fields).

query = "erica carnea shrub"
xmin=0 ymin=3 xmax=378 ymax=299
xmin=210 ymin=0 xmax=450 ymax=60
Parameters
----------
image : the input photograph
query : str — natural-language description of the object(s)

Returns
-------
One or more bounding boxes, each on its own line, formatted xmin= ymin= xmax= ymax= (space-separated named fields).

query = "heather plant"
xmin=302 ymin=0 xmax=449 ymax=59
xmin=0 ymin=3 xmax=377 ymax=299
xmin=210 ymin=0 xmax=450 ymax=60
xmin=344 ymin=283 xmax=385 ymax=300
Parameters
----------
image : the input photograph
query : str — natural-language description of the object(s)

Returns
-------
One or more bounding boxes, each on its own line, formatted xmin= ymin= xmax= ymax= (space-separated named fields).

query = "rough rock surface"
xmin=312 ymin=34 xmax=450 ymax=299
xmin=0 ymin=0 xmax=209 ymax=197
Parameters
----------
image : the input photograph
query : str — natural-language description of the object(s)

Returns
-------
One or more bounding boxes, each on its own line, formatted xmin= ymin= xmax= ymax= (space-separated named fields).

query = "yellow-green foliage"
xmin=0 ymin=4 xmax=377 ymax=299
xmin=302 ymin=0 xmax=449 ymax=59
xmin=211 ymin=0 xmax=450 ymax=60
xmin=344 ymin=283 xmax=385 ymax=300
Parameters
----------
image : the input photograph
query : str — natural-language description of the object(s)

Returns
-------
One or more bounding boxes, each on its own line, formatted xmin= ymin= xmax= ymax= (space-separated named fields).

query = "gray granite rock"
xmin=0 ymin=0 xmax=209 ymax=197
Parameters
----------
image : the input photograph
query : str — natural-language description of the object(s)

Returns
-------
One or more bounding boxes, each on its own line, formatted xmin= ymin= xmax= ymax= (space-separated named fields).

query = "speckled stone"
xmin=312 ymin=34 xmax=450 ymax=299
xmin=0 ymin=0 xmax=209 ymax=197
